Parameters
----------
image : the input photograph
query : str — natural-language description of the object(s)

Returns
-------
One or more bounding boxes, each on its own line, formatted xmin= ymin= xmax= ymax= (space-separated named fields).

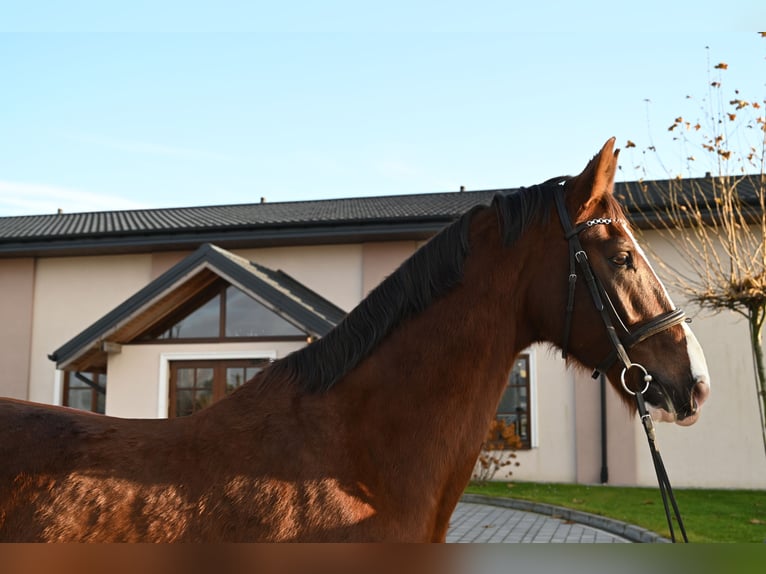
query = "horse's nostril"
xmin=692 ymin=380 xmax=710 ymax=412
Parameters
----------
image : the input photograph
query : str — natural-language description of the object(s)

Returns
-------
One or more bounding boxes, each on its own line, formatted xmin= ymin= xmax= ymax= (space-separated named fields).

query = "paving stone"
xmin=447 ymin=502 xmax=629 ymax=543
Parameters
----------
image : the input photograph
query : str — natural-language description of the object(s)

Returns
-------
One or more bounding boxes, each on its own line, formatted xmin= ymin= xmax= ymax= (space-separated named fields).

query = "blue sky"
xmin=1 ymin=3 xmax=764 ymax=215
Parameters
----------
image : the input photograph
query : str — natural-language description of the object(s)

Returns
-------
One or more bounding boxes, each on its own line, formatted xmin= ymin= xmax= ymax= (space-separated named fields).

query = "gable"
xmin=49 ymin=244 xmax=346 ymax=372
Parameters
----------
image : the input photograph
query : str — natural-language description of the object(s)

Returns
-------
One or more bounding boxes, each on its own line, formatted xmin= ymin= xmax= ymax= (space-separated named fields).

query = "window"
xmin=496 ymin=354 xmax=531 ymax=449
xmin=148 ymin=283 xmax=304 ymax=341
xmin=63 ymin=371 xmax=106 ymax=414
xmin=168 ymin=358 xmax=270 ymax=417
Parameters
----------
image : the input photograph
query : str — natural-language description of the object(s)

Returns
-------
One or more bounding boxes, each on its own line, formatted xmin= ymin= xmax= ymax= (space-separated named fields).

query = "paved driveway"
xmin=447 ymin=502 xmax=628 ymax=543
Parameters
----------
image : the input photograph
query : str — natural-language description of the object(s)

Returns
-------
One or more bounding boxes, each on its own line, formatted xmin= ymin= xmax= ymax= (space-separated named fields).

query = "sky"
xmin=1 ymin=3 xmax=765 ymax=216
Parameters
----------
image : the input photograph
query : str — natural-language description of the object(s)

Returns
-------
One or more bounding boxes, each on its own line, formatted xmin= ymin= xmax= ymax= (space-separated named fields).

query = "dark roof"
xmin=0 ymin=190 xmax=498 ymax=257
xmin=615 ymin=174 xmax=765 ymax=226
xmin=49 ymin=243 xmax=347 ymax=371
xmin=2 ymin=175 xmax=763 ymax=257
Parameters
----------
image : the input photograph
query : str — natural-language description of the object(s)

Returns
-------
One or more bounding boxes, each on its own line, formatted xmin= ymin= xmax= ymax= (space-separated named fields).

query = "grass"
xmin=464 ymin=481 xmax=766 ymax=543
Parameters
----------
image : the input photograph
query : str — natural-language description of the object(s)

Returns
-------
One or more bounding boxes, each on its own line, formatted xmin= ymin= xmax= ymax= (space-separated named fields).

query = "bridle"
xmin=550 ymin=178 xmax=690 ymax=543
xmin=551 ymin=180 xmax=687 ymax=381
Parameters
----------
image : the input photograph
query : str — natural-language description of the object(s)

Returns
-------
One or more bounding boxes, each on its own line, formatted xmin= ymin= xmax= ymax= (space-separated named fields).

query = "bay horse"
xmin=0 ymin=138 xmax=710 ymax=542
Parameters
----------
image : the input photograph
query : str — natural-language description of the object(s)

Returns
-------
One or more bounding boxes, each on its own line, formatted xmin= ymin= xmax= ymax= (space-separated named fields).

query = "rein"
xmin=551 ymin=182 xmax=689 ymax=543
xmin=623 ymin=365 xmax=689 ymax=543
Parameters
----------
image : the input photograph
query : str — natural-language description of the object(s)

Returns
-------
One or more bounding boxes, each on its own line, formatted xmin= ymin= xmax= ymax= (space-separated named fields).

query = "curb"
xmin=459 ymin=493 xmax=670 ymax=544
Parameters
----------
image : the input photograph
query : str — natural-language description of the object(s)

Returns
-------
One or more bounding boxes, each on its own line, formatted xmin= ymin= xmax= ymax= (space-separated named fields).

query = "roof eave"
xmin=0 ymin=219 xmax=452 ymax=258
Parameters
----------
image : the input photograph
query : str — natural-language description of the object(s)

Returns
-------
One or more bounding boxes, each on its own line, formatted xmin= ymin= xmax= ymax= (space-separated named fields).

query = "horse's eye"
xmin=611 ymin=252 xmax=632 ymax=267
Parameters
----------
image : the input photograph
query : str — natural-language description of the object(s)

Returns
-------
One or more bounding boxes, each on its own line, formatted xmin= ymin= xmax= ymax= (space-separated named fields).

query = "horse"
xmin=0 ymin=138 xmax=710 ymax=542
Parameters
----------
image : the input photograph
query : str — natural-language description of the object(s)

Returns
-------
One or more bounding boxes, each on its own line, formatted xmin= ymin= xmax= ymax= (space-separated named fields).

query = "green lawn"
xmin=464 ymin=481 xmax=766 ymax=543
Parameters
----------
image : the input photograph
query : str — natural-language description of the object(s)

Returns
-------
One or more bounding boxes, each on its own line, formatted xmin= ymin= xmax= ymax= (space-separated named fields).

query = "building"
xmin=1 ymin=181 xmax=764 ymax=489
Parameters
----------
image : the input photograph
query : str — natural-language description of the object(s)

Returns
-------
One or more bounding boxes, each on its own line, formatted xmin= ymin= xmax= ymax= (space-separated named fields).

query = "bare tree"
xmin=620 ymin=41 xmax=766 ymax=453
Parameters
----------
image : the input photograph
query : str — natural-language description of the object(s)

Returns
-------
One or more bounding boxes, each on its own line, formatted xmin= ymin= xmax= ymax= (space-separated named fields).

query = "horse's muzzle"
xmin=674 ymin=380 xmax=710 ymax=427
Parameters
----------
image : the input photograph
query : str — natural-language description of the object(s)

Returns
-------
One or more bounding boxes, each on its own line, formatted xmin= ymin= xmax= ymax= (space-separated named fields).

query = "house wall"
xmin=505 ymin=346 xmax=579 ymax=483
xmin=637 ymin=229 xmax=766 ymax=489
xmin=235 ymin=244 xmax=365 ymax=313
xmin=149 ymin=244 xmax=368 ymax=310
xmin=2 ymin=225 xmax=764 ymax=489
xmin=27 ymin=254 xmax=153 ymax=405
xmin=0 ymin=258 xmax=36 ymax=400
xmin=103 ymin=242 xmax=405 ymax=419
xmin=361 ymin=241 xmax=420 ymax=296
xmin=106 ymin=341 xmax=305 ymax=418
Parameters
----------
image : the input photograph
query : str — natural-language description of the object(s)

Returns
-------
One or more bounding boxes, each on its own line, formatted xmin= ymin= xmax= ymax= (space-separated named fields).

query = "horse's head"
xmin=540 ymin=138 xmax=710 ymax=425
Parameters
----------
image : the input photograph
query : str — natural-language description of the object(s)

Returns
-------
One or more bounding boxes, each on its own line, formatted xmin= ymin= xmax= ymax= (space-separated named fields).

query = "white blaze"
xmin=622 ymin=223 xmax=711 ymax=389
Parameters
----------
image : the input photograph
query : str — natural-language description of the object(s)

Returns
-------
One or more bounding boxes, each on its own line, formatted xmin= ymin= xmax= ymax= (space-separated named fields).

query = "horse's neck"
xmin=334 ymin=208 xmax=535 ymax=509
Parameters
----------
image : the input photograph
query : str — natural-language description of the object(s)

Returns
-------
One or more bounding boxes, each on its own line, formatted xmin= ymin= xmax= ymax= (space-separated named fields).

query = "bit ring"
xmin=621 ymin=363 xmax=652 ymax=395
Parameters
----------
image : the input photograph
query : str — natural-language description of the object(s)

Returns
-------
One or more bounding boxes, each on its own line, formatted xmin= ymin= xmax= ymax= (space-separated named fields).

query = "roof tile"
xmin=0 ymin=191 xmax=498 ymax=241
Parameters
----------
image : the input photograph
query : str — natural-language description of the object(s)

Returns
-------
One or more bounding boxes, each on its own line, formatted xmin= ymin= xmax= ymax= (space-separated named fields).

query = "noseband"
xmin=551 ymin=181 xmax=687 ymax=384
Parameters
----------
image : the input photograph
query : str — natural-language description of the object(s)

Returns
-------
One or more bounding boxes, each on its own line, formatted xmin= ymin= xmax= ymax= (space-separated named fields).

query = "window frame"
xmin=138 ymin=281 xmax=308 ymax=344
xmin=158 ymin=351 xmax=277 ymax=418
xmin=165 ymin=355 xmax=275 ymax=418
xmin=62 ymin=370 xmax=106 ymax=414
xmin=496 ymin=352 xmax=533 ymax=450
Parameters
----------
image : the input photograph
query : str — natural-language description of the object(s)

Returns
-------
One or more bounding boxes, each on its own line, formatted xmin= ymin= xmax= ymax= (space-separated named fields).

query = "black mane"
xmin=267 ymin=179 xmax=565 ymax=393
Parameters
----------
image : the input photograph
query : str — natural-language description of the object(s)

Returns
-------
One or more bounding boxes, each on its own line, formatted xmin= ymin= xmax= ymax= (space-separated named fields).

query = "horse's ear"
xmin=566 ymin=137 xmax=620 ymax=217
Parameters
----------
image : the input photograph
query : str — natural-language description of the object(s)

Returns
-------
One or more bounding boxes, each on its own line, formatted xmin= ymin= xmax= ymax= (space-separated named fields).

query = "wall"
xmin=489 ymin=345 xmax=579 ymax=484
xmin=103 ymin=243 xmax=416 ymax=419
xmin=632 ymin=229 xmax=766 ymax=489
xmin=361 ymin=241 xmax=419 ymax=296
xmin=0 ymin=258 xmax=36 ymax=399
xmin=27 ymin=254 xmax=153 ymax=405
xmin=5 ymin=226 xmax=765 ymax=489
xmin=106 ymin=341 xmax=305 ymax=418
xmin=236 ymin=244 xmax=365 ymax=312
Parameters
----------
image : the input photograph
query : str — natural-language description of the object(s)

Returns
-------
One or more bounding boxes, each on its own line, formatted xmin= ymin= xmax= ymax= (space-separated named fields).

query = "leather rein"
xmin=550 ymin=180 xmax=690 ymax=543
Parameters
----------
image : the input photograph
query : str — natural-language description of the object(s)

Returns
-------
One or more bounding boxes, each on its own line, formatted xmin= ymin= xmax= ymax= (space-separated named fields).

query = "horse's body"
xmin=0 ymin=139 xmax=710 ymax=542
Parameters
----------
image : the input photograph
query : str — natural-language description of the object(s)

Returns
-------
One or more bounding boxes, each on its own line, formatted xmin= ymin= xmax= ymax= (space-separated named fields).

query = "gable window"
xmin=147 ymin=282 xmax=305 ymax=341
xmin=168 ymin=358 xmax=269 ymax=417
xmin=63 ymin=371 xmax=106 ymax=414
xmin=496 ymin=354 xmax=531 ymax=449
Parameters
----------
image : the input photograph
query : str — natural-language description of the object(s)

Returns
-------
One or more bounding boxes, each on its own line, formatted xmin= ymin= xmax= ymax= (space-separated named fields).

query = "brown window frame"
xmin=62 ymin=371 xmax=106 ymax=414
xmin=168 ymin=358 xmax=270 ymax=418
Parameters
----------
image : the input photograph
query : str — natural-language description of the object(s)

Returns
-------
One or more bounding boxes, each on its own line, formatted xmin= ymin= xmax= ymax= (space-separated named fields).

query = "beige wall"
xmin=361 ymin=241 xmax=418 ymax=296
xmin=22 ymin=244 xmax=363 ymax=408
xmin=634 ymin=229 xmax=766 ymax=488
xmin=4 ymin=227 xmax=764 ymax=489
xmin=103 ymin=242 xmax=393 ymax=419
xmin=151 ymin=251 xmax=189 ymax=279
xmin=630 ymin=306 xmax=766 ymax=488
xmin=485 ymin=345 xmax=579 ymax=484
xmin=28 ymin=254 xmax=153 ymax=405
xmin=0 ymin=258 xmax=36 ymax=400
xmin=106 ymin=341 xmax=305 ymax=418
xmin=236 ymin=244 xmax=364 ymax=312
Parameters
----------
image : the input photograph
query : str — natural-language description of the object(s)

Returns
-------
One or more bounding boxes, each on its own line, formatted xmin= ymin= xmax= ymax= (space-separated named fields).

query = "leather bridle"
xmin=551 ymin=180 xmax=687 ymax=383
xmin=551 ymin=179 xmax=690 ymax=542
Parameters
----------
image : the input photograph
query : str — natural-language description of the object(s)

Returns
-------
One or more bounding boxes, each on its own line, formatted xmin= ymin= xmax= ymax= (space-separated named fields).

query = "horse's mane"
xmin=265 ymin=179 xmax=566 ymax=393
